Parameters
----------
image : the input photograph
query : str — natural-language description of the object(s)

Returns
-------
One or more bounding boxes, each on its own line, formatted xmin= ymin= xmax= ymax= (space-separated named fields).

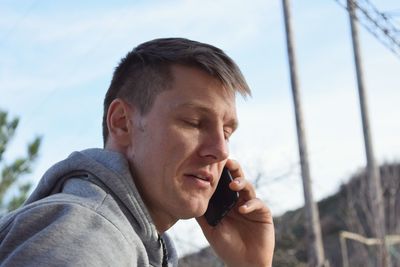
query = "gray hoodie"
xmin=0 ymin=148 xmax=178 ymax=267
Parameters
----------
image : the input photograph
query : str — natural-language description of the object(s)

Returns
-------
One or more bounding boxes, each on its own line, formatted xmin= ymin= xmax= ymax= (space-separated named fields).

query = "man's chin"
xmin=178 ymin=204 xmax=208 ymax=220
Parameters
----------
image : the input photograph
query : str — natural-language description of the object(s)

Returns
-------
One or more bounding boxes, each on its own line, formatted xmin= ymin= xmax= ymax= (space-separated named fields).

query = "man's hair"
xmin=102 ymin=37 xmax=251 ymax=145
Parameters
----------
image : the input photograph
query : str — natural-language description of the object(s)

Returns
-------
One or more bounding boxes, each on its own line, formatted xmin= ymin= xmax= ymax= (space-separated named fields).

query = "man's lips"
xmin=185 ymin=172 xmax=213 ymax=183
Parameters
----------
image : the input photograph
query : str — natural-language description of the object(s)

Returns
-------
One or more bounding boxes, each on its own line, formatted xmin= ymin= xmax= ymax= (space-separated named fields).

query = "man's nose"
xmin=199 ymin=130 xmax=229 ymax=162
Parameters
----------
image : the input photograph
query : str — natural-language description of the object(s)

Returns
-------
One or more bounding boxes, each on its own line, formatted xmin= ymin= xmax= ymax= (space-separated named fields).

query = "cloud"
xmin=0 ymin=0 xmax=278 ymax=113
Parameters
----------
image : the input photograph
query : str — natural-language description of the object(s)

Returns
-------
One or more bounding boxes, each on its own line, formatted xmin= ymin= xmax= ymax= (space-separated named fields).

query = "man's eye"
xmin=224 ymin=130 xmax=232 ymax=140
xmin=183 ymin=119 xmax=200 ymax=127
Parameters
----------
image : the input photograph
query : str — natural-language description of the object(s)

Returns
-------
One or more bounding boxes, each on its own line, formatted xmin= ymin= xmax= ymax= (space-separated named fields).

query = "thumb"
xmin=196 ymin=216 xmax=213 ymax=236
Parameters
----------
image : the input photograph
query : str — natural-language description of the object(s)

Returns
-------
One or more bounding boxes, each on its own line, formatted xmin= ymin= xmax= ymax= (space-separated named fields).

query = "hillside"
xmin=179 ymin=162 xmax=400 ymax=267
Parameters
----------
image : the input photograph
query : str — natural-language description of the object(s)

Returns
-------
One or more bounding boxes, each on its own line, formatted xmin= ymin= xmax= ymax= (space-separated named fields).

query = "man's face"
xmin=126 ymin=65 xmax=238 ymax=226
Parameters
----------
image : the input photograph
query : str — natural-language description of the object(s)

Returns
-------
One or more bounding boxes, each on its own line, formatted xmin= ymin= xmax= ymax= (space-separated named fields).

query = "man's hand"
xmin=197 ymin=160 xmax=275 ymax=267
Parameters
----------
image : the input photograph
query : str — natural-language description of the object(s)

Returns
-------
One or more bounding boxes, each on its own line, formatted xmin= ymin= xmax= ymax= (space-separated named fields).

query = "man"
xmin=0 ymin=38 xmax=274 ymax=266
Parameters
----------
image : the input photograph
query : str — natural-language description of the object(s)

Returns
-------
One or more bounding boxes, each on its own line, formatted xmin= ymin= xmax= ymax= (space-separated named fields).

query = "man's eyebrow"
xmin=176 ymin=102 xmax=239 ymax=131
xmin=176 ymin=102 xmax=217 ymax=114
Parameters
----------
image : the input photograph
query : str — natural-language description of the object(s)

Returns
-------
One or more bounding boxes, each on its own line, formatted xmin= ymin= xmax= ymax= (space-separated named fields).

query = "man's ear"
xmin=106 ymin=99 xmax=134 ymax=147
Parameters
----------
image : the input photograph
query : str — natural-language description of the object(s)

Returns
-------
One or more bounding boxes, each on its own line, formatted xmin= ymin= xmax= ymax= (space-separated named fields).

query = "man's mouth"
xmin=192 ymin=174 xmax=209 ymax=181
xmin=185 ymin=172 xmax=212 ymax=183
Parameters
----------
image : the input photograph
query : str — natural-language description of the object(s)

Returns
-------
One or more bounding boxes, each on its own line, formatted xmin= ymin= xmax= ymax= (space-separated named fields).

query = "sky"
xmin=1 ymin=0 xmax=399 ymax=256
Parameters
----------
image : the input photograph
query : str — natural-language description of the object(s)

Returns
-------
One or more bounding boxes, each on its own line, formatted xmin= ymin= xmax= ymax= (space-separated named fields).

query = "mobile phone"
xmin=204 ymin=167 xmax=239 ymax=226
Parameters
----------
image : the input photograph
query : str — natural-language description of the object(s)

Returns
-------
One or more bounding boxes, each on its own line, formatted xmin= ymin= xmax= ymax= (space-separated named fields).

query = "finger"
xmin=224 ymin=159 xmax=244 ymax=179
xmin=229 ymin=177 xmax=257 ymax=200
xmin=238 ymin=198 xmax=265 ymax=213
xmin=238 ymin=198 xmax=274 ymax=224
xmin=225 ymin=160 xmax=257 ymax=200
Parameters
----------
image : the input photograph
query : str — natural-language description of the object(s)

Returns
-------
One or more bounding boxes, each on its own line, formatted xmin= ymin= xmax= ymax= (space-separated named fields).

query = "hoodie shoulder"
xmin=0 ymin=193 xmax=149 ymax=266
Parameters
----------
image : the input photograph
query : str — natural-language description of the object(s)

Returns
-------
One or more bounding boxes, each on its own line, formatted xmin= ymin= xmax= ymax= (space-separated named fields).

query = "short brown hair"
xmin=102 ymin=37 xmax=251 ymax=145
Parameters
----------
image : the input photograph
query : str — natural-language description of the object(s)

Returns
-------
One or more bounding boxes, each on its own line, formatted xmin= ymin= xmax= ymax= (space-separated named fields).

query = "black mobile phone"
xmin=204 ymin=167 xmax=239 ymax=226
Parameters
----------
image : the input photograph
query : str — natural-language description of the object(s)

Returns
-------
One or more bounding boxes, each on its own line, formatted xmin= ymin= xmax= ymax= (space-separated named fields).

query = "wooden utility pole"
xmin=282 ymin=1 xmax=327 ymax=266
xmin=347 ymin=0 xmax=389 ymax=266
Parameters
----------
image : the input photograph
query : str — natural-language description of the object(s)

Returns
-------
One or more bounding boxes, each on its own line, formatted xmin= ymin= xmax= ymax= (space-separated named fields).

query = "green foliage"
xmin=0 ymin=110 xmax=41 ymax=215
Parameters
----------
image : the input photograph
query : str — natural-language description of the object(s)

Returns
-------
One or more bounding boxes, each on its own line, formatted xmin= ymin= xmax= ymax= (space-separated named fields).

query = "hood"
xmin=25 ymin=148 xmax=158 ymax=245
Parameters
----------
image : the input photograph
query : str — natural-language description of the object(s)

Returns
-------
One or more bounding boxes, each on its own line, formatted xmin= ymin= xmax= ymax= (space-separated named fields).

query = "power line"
xmin=334 ymin=0 xmax=400 ymax=59
xmin=382 ymin=10 xmax=400 ymax=20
